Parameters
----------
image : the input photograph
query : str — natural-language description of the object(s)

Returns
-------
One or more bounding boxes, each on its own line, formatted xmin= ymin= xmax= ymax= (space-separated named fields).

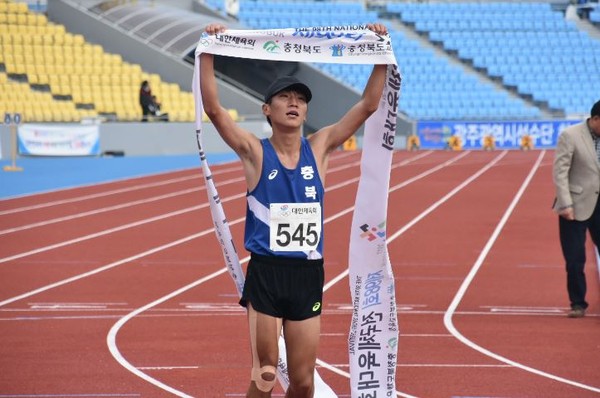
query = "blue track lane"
xmin=0 ymin=153 xmax=237 ymax=199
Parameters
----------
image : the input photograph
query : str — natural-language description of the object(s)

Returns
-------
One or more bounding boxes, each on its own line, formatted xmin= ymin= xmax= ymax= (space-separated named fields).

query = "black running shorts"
xmin=240 ymin=253 xmax=324 ymax=321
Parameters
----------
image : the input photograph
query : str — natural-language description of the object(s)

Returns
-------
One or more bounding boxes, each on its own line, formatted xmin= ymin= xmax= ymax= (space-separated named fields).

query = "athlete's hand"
xmin=204 ymin=23 xmax=227 ymax=35
xmin=366 ymin=23 xmax=388 ymax=36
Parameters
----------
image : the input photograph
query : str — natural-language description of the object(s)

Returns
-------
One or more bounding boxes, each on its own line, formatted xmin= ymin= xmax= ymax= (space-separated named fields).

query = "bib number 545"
xmin=275 ymin=222 xmax=318 ymax=249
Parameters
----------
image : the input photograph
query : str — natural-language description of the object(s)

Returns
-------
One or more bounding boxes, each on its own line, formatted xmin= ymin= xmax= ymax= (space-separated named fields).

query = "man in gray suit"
xmin=553 ymin=99 xmax=600 ymax=318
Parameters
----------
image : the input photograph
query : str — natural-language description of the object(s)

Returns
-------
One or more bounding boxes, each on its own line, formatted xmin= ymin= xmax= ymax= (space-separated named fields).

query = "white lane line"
xmin=0 ymin=151 xmax=457 ymax=398
xmin=486 ymin=307 xmax=563 ymax=314
xmin=0 ymin=152 xmax=430 ymax=265
xmin=0 ymin=193 xmax=244 ymax=266
xmin=106 ymin=151 xmax=455 ymax=398
xmin=0 ymin=177 xmax=244 ymax=236
xmin=322 ymin=151 xmax=503 ymax=295
xmin=0 ymin=217 xmax=244 ymax=308
xmin=0 ymin=152 xmax=374 ymax=236
xmin=443 ymin=150 xmax=600 ymax=394
xmin=107 ymin=266 xmax=236 ymax=398
xmin=0 ymin=151 xmax=354 ymax=216
xmin=137 ymin=366 xmax=199 ymax=370
xmin=320 ymin=151 xmax=505 ymax=398
xmin=0 ymin=394 xmax=140 ymax=397
xmin=325 ymin=363 xmax=512 ymax=369
xmin=0 ymin=171 xmax=210 ymax=215
xmin=0 ymin=152 xmax=372 ymax=261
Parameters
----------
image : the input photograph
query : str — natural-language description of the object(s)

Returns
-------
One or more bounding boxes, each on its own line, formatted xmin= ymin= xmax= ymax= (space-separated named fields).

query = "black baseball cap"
xmin=264 ymin=76 xmax=312 ymax=103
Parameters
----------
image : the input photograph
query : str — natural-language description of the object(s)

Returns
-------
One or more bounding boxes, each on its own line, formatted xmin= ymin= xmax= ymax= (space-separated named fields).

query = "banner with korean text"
xmin=416 ymin=119 xmax=579 ymax=150
xmin=193 ymin=25 xmax=400 ymax=397
xmin=18 ymin=124 xmax=100 ymax=156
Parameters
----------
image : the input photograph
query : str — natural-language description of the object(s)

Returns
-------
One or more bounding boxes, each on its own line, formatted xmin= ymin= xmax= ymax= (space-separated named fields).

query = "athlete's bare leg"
xmin=282 ymin=316 xmax=321 ymax=398
xmin=246 ymin=303 xmax=283 ymax=398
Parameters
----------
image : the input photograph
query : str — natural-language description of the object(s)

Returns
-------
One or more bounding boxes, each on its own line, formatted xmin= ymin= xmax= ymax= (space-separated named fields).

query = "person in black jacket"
xmin=139 ymin=80 xmax=169 ymax=122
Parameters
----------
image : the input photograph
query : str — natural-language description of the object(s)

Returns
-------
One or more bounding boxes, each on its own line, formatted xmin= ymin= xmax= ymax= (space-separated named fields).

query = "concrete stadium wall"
xmin=0 ymin=120 xmax=407 ymax=160
xmin=0 ymin=121 xmax=273 ymax=159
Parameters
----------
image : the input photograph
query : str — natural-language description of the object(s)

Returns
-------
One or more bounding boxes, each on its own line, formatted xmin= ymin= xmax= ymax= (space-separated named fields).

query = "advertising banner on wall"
xmin=416 ymin=119 xmax=580 ymax=150
xmin=18 ymin=124 xmax=100 ymax=156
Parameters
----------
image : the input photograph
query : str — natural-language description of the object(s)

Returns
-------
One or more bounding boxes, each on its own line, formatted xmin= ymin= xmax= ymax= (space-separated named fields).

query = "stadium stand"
xmin=590 ymin=5 xmax=600 ymax=25
xmin=387 ymin=1 xmax=600 ymax=117
xmin=3 ymin=0 xmax=599 ymax=123
xmin=0 ymin=0 xmax=203 ymax=123
xmin=237 ymin=1 xmax=378 ymax=28
xmin=233 ymin=0 xmax=543 ymax=120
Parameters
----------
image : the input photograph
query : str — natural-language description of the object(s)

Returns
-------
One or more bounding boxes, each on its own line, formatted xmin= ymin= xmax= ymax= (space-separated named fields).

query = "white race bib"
xmin=269 ymin=203 xmax=322 ymax=252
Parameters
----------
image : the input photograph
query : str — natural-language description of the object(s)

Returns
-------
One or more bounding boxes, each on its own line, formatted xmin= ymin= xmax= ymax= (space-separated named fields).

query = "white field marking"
xmin=321 ymin=151 xmax=472 ymax=294
xmin=323 ymin=363 xmax=511 ymax=369
xmin=315 ymin=360 xmax=419 ymax=398
xmin=181 ymin=303 xmax=244 ymax=312
xmin=0 ymin=169 xmax=218 ymax=216
xmin=321 ymin=150 xmax=491 ymax=294
xmin=0 ymin=150 xmax=354 ymax=215
xmin=137 ymin=366 xmax=199 ymax=370
xmin=0 ymin=192 xmax=244 ymax=266
xmin=0 ymin=313 xmax=246 ymax=322
xmin=326 ymin=150 xmax=433 ymax=191
xmin=0 ymin=216 xmax=244 ymax=308
xmin=488 ymin=308 xmax=563 ymax=314
xmin=321 ymin=333 xmax=452 ymax=338
xmin=106 ymin=151 xmax=450 ymax=398
xmin=0 ymin=151 xmax=453 ymax=397
xmin=0 ymin=395 xmax=141 ymax=397
xmin=29 ymin=303 xmax=110 ymax=310
xmin=482 ymin=306 xmax=565 ymax=314
xmin=328 ymin=303 xmax=427 ymax=311
xmin=3 ymin=309 xmax=587 ymax=323
xmin=0 ymin=151 xmax=372 ymax=261
xmin=443 ymin=150 xmax=600 ymax=395
xmin=319 ymin=151 xmax=503 ymax=398
xmin=0 ymin=151 xmax=430 ymax=266
xmin=0 ymin=176 xmax=245 ymax=235
xmin=107 ymin=262 xmax=250 ymax=398
xmin=323 ymin=309 xmax=583 ymax=317
xmin=0 ymin=152 xmax=431 ymax=309
xmin=0 ymin=151 xmax=362 ymax=235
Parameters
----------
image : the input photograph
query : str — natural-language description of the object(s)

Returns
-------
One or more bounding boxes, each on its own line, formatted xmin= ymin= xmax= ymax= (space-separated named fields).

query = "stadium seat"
xmin=0 ymin=0 xmax=224 ymax=122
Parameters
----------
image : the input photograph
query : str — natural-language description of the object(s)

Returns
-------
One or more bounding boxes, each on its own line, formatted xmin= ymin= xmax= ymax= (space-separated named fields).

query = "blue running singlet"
xmin=244 ymin=137 xmax=325 ymax=259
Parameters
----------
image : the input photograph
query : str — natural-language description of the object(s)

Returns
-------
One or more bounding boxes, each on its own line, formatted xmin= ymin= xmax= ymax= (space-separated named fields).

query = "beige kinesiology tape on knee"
xmin=252 ymin=365 xmax=277 ymax=392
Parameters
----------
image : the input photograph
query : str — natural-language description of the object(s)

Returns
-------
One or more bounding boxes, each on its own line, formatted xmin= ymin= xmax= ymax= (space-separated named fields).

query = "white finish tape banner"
xmin=192 ymin=25 xmax=400 ymax=397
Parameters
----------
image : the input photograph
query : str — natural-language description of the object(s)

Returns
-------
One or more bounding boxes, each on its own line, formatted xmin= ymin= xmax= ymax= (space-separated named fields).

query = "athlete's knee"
xmin=287 ymin=371 xmax=314 ymax=397
xmin=287 ymin=380 xmax=314 ymax=397
xmin=251 ymin=365 xmax=277 ymax=392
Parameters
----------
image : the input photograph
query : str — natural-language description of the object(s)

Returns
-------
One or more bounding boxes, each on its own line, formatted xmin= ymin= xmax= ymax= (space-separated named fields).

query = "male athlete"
xmin=199 ymin=22 xmax=389 ymax=398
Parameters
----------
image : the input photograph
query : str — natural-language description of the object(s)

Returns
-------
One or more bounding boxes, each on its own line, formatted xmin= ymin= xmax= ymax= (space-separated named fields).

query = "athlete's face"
xmin=263 ymin=89 xmax=308 ymax=128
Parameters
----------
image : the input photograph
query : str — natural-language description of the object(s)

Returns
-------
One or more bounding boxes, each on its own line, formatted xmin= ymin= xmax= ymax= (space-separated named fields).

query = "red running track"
xmin=0 ymin=150 xmax=598 ymax=398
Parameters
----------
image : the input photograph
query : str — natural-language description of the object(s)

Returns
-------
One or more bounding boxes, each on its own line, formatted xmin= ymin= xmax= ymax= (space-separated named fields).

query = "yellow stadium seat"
xmin=6 ymin=13 xmax=17 ymax=24
xmin=16 ymin=2 xmax=28 ymax=13
xmin=27 ymin=73 xmax=40 ymax=84
xmin=36 ymin=73 xmax=49 ymax=84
